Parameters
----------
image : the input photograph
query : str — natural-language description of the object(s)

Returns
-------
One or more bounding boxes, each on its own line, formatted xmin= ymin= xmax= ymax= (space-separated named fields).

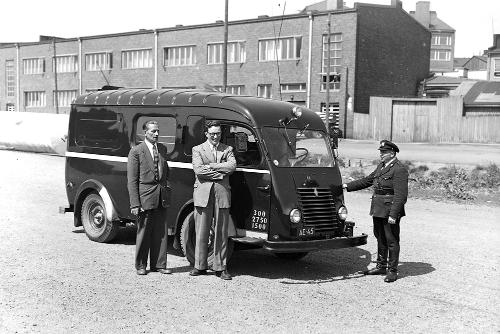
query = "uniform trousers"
xmin=373 ymin=216 xmax=400 ymax=272
xmin=194 ymin=188 xmax=229 ymax=272
xmin=135 ymin=207 xmax=168 ymax=270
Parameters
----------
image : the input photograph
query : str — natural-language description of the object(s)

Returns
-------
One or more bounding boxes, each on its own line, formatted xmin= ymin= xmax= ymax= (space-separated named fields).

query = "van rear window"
xmin=135 ymin=116 xmax=176 ymax=153
xmin=75 ymin=107 xmax=124 ymax=150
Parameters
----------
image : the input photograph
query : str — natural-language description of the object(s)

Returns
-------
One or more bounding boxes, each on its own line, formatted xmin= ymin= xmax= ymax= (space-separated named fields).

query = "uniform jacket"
xmin=192 ymin=140 xmax=236 ymax=208
xmin=127 ymin=142 xmax=170 ymax=210
xmin=346 ymin=158 xmax=408 ymax=219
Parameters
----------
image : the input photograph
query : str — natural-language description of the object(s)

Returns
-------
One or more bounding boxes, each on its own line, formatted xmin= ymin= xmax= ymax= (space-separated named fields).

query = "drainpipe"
xmin=307 ymin=11 xmax=314 ymax=109
xmin=78 ymin=38 xmax=82 ymax=95
xmin=154 ymin=30 xmax=158 ymax=89
xmin=16 ymin=43 xmax=20 ymax=111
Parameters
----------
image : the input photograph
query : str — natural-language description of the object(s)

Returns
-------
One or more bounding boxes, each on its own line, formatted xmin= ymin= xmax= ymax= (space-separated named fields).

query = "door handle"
xmin=257 ymin=185 xmax=270 ymax=192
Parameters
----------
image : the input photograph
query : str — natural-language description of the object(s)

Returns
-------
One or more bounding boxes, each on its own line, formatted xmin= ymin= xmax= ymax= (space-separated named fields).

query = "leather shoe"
xmin=157 ymin=268 xmax=172 ymax=274
xmin=364 ymin=267 xmax=387 ymax=275
xmin=216 ymin=270 xmax=232 ymax=280
xmin=136 ymin=268 xmax=147 ymax=275
xmin=384 ymin=271 xmax=398 ymax=283
xmin=189 ymin=268 xmax=207 ymax=276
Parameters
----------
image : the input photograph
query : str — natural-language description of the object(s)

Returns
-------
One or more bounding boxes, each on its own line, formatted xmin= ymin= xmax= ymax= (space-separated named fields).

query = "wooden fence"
xmin=353 ymin=96 xmax=500 ymax=143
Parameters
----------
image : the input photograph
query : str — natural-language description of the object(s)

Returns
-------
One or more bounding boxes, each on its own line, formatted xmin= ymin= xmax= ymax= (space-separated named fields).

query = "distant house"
xmin=486 ymin=34 xmax=500 ymax=81
xmin=410 ymin=1 xmax=455 ymax=73
xmin=422 ymin=75 xmax=472 ymax=98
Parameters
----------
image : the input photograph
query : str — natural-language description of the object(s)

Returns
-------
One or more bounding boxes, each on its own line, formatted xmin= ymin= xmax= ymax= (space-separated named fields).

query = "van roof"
xmin=73 ymin=88 xmax=325 ymax=129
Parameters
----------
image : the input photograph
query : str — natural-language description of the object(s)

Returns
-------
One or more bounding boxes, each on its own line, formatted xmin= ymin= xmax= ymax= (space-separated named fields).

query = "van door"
xmin=225 ymin=125 xmax=271 ymax=236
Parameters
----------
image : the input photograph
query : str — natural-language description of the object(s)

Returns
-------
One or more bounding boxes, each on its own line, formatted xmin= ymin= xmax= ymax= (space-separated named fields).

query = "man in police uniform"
xmin=342 ymin=140 xmax=408 ymax=283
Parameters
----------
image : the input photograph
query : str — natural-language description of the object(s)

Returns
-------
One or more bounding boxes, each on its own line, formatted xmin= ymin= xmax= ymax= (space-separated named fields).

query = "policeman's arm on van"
xmin=192 ymin=146 xmax=224 ymax=180
xmin=127 ymin=147 xmax=143 ymax=215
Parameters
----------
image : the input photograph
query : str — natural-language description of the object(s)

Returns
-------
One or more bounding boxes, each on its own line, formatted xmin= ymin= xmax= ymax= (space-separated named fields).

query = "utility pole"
xmin=222 ymin=0 xmax=228 ymax=93
xmin=325 ymin=12 xmax=331 ymax=137
xmin=52 ymin=38 xmax=59 ymax=114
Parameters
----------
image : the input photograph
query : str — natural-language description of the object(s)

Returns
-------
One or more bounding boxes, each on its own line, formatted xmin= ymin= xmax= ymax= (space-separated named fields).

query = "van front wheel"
xmin=180 ymin=211 xmax=233 ymax=267
xmin=80 ymin=193 xmax=118 ymax=243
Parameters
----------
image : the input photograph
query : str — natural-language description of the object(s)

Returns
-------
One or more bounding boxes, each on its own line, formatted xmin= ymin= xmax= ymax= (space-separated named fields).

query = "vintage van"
xmin=62 ymin=88 xmax=367 ymax=263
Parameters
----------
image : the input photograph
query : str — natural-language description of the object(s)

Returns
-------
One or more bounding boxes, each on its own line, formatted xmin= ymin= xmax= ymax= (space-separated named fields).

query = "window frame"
xmin=163 ymin=45 xmax=197 ymax=67
xmin=5 ymin=59 xmax=15 ymax=97
xmin=121 ymin=48 xmax=153 ymax=69
xmin=207 ymin=41 xmax=246 ymax=64
xmin=430 ymin=49 xmax=451 ymax=61
xmin=257 ymin=84 xmax=272 ymax=99
xmin=24 ymin=91 xmax=46 ymax=107
xmin=22 ymin=57 xmax=45 ymax=75
xmin=258 ymin=36 xmax=302 ymax=62
xmin=85 ymin=52 xmax=113 ymax=71
xmin=52 ymin=54 xmax=78 ymax=73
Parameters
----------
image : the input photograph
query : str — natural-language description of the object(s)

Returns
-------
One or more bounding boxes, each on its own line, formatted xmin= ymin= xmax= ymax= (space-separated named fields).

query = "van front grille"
xmin=297 ymin=187 xmax=339 ymax=234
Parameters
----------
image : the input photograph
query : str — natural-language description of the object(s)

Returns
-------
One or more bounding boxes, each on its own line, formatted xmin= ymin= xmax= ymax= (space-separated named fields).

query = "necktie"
xmin=213 ymin=146 xmax=217 ymax=161
xmin=153 ymin=144 xmax=159 ymax=181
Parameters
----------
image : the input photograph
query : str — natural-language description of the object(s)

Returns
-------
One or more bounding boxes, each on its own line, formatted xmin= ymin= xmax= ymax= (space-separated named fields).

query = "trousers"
xmin=373 ymin=216 xmax=400 ymax=272
xmin=135 ymin=207 xmax=168 ymax=270
xmin=194 ymin=189 xmax=229 ymax=271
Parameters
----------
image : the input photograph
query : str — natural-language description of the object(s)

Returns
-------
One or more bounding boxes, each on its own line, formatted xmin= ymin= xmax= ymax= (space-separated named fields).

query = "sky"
xmin=1 ymin=0 xmax=499 ymax=57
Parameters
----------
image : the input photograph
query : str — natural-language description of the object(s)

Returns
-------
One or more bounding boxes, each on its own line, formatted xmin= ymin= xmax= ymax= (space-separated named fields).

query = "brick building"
xmin=0 ymin=0 xmax=430 ymax=138
xmin=409 ymin=1 xmax=455 ymax=73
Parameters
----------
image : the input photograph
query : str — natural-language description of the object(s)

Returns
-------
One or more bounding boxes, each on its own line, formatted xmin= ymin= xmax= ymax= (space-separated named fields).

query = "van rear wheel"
xmin=274 ymin=252 xmax=309 ymax=260
xmin=180 ymin=211 xmax=233 ymax=267
xmin=81 ymin=193 xmax=118 ymax=243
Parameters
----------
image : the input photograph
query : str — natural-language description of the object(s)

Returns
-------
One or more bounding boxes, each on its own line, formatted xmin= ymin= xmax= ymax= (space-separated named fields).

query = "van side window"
xmin=224 ymin=125 xmax=261 ymax=167
xmin=136 ymin=116 xmax=176 ymax=154
xmin=75 ymin=107 xmax=124 ymax=150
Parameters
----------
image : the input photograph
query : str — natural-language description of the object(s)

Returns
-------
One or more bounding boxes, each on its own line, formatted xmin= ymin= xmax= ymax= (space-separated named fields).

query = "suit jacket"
xmin=192 ymin=140 xmax=236 ymax=208
xmin=346 ymin=158 xmax=408 ymax=219
xmin=127 ymin=141 xmax=170 ymax=210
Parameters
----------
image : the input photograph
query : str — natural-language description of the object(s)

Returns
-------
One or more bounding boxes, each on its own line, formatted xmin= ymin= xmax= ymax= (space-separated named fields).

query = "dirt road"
xmin=0 ymin=150 xmax=499 ymax=333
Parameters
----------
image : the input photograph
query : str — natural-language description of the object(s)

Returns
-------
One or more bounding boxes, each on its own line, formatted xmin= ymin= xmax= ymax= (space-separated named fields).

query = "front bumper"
xmin=263 ymin=233 xmax=368 ymax=253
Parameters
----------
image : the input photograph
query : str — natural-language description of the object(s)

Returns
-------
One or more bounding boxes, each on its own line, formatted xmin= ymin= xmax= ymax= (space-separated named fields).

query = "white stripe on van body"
xmin=65 ymin=151 xmax=270 ymax=174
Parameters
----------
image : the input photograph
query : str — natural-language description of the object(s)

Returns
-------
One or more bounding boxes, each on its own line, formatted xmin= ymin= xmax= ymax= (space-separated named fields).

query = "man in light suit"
xmin=190 ymin=120 xmax=236 ymax=280
xmin=127 ymin=120 xmax=171 ymax=276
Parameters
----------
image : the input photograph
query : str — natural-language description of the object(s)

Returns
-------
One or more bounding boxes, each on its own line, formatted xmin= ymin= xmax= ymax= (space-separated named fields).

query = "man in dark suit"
xmin=127 ymin=120 xmax=171 ymax=276
xmin=343 ymin=140 xmax=408 ymax=283
xmin=190 ymin=120 xmax=236 ymax=280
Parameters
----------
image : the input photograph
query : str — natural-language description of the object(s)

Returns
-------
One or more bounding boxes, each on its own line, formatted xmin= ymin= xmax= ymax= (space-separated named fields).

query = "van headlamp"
xmin=289 ymin=209 xmax=302 ymax=224
xmin=338 ymin=205 xmax=348 ymax=221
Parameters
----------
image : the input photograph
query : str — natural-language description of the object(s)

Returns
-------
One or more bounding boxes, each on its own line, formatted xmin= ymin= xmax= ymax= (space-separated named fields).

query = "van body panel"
xmin=65 ymin=88 xmax=367 ymax=254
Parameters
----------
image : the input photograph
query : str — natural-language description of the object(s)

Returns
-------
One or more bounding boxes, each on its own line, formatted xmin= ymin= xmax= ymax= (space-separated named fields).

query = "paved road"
xmin=0 ymin=150 xmax=499 ymax=333
xmin=337 ymin=139 xmax=500 ymax=167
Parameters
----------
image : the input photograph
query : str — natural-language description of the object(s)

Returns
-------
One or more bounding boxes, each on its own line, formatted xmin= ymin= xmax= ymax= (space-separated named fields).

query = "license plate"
xmin=298 ymin=227 xmax=315 ymax=236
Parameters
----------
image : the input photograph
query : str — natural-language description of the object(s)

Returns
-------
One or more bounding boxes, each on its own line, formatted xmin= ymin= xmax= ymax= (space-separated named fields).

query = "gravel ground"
xmin=0 ymin=150 xmax=499 ymax=334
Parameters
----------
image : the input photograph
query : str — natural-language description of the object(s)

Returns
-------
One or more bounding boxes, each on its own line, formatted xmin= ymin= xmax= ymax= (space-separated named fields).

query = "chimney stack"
xmin=327 ymin=0 xmax=343 ymax=10
xmin=415 ymin=1 xmax=431 ymax=28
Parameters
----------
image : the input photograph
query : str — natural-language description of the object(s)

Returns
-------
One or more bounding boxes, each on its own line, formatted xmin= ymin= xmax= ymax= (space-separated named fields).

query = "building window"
xmin=164 ymin=45 xmax=196 ymax=66
xmin=431 ymin=50 xmax=451 ymax=61
xmin=280 ymin=83 xmax=306 ymax=93
xmin=24 ymin=91 xmax=46 ymax=107
xmin=85 ymin=52 xmax=113 ymax=71
xmin=494 ymin=58 xmax=500 ymax=77
xmin=321 ymin=33 xmax=342 ymax=91
xmin=6 ymin=103 xmax=15 ymax=112
xmin=121 ymin=49 xmax=153 ymax=69
xmin=431 ymin=33 xmax=452 ymax=46
xmin=214 ymin=85 xmax=245 ymax=95
xmin=23 ymin=58 xmax=45 ymax=75
xmin=257 ymin=84 xmax=272 ymax=98
xmin=207 ymin=41 xmax=246 ymax=64
xmin=258 ymin=36 xmax=302 ymax=61
xmin=5 ymin=60 xmax=15 ymax=97
xmin=53 ymin=55 xmax=78 ymax=73
xmin=54 ymin=90 xmax=77 ymax=107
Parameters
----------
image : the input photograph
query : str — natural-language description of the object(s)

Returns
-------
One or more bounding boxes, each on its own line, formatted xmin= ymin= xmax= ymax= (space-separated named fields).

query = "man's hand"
xmin=131 ymin=207 xmax=143 ymax=216
xmin=388 ymin=216 xmax=396 ymax=224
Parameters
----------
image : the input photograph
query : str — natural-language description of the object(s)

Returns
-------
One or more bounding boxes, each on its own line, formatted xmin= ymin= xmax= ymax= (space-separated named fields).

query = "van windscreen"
xmin=261 ymin=127 xmax=334 ymax=168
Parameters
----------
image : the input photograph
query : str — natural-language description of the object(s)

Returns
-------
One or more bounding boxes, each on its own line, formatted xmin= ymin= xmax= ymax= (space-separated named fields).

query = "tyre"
xmin=80 ymin=193 xmax=118 ymax=243
xmin=180 ymin=211 xmax=233 ymax=266
xmin=274 ymin=252 xmax=309 ymax=260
